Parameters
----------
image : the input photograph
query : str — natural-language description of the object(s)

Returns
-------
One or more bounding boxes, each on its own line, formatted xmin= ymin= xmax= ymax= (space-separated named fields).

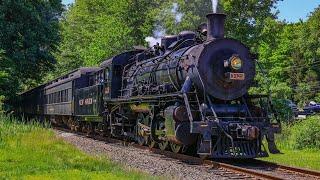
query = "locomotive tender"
xmin=18 ymin=13 xmax=281 ymax=158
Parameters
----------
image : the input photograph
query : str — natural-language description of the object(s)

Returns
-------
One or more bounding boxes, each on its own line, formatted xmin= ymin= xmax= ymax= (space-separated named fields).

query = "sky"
xmin=276 ymin=0 xmax=320 ymax=22
xmin=62 ymin=0 xmax=320 ymax=23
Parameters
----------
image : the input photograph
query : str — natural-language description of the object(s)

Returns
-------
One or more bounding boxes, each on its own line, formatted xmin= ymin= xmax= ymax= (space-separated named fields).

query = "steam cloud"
xmin=145 ymin=27 xmax=165 ymax=47
xmin=145 ymin=3 xmax=183 ymax=47
xmin=212 ymin=0 xmax=218 ymax=13
xmin=145 ymin=37 xmax=162 ymax=47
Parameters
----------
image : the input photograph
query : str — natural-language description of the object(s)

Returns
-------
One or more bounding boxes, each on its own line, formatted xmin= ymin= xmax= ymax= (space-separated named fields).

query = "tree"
xmin=292 ymin=6 xmax=320 ymax=105
xmin=54 ymin=0 xmax=160 ymax=75
xmin=0 ymin=0 xmax=63 ymax=100
xmin=149 ymin=0 xmax=279 ymax=51
xmin=221 ymin=0 xmax=279 ymax=51
xmin=256 ymin=6 xmax=320 ymax=107
xmin=147 ymin=0 xmax=212 ymax=35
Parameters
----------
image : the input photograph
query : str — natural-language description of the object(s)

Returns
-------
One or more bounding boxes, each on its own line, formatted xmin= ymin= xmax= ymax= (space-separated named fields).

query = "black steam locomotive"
xmin=17 ymin=13 xmax=281 ymax=158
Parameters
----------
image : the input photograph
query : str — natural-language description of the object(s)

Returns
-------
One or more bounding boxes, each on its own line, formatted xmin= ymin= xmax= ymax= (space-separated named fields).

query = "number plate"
xmin=230 ymin=73 xmax=245 ymax=80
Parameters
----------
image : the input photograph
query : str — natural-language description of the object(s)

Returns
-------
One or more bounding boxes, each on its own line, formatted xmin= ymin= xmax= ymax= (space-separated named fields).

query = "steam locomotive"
xmin=17 ymin=13 xmax=281 ymax=158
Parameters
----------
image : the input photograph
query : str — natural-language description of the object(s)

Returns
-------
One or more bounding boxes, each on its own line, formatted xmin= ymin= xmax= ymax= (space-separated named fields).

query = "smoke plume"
xmin=211 ymin=0 xmax=219 ymax=13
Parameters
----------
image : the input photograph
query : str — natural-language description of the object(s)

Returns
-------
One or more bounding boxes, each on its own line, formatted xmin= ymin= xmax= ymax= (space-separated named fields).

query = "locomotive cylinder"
xmin=164 ymin=106 xmax=198 ymax=145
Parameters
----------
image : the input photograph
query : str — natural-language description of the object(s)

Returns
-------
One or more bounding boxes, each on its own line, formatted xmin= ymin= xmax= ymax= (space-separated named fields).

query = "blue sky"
xmin=62 ymin=0 xmax=320 ymax=23
xmin=276 ymin=0 xmax=320 ymax=22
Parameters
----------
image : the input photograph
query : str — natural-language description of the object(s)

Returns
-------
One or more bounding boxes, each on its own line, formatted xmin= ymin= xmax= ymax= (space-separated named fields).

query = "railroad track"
xmin=54 ymin=126 xmax=320 ymax=180
xmin=222 ymin=159 xmax=320 ymax=180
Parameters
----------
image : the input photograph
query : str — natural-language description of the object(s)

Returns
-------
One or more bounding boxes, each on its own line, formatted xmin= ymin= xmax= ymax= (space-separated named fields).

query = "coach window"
xmin=99 ymin=70 xmax=103 ymax=84
xmin=64 ymin=90 xmax=68 ymax=102
xmin=61 ymin=91 xmax=64 ymax=102
xmin=66 ymin=89 xmax=69 ymax=102
xmin=63 ymin=90 xmax=66 ymax=102
xmin=104 ymin=68 xmax=109 ymax=82
xmin=89 ymin=76 xmax=95 ymax=86
xmin=55 ymin=92 xmax=58 ymax=103
xmin=94 ymin=73 xmax=98 ymax=85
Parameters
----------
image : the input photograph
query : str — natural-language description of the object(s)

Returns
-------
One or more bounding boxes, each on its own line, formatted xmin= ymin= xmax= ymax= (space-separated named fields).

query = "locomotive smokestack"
xmin=206 ymin=13 xmax=226 ymax=40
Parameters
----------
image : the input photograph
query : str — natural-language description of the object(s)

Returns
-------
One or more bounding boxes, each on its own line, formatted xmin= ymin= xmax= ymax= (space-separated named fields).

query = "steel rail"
xmin=251 ymin=159 xmax=320 ymax=178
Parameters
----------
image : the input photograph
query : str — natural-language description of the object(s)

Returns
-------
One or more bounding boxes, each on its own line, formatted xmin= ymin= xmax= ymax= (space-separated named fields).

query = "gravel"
xmin=54 ymin=130 xmax=253 ymax=180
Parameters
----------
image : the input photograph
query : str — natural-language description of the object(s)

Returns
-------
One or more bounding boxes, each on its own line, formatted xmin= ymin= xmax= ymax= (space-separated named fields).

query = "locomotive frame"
xmin=17 ymin=13 xmax=281 ymax=159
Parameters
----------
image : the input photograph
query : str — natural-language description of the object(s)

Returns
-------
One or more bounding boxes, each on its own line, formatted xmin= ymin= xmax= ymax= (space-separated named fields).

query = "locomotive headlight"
xmin=230 ymin=56 xmax=242 ymax=70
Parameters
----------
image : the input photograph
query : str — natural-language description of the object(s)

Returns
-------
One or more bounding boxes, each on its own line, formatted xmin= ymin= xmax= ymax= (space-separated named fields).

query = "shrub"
xmin=286 ymin=116 xmax=320 ymax=149
xmin=272 ymin=99 xmax=295 ymax=122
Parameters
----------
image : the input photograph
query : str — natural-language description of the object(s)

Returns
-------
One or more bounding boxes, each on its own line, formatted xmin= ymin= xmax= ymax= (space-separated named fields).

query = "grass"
xmin=1 ymin=113 xmax=319 ymax=177
xmin=261 ymin=148 xmax=320 ymax=171
xmin=0 ymin=115 xmax=154 ymax=179
xmin=259 ymin=116 xmax=320 ymax=171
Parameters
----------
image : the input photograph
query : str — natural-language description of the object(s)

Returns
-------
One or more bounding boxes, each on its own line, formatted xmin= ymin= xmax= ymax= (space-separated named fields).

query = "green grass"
xmin=0 ymin=115 xmax=154 ymax=179
xmin=261 ymin=148 xmax=320 ymax=171
xmin=1 ymin=114 xmax=319 ymax=177
xmin=259 ymin=116 xmax=320 ymax=171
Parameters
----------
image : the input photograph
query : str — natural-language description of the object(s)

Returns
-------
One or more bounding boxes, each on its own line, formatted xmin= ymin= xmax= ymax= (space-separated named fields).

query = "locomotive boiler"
xmin=17 ymin=12 xmax=281 ymax=159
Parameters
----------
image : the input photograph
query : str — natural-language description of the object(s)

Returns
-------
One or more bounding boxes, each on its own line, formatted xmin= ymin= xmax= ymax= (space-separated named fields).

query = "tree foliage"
xmin=0 ymin=0 xmax=319 ymax=112
xmin=54 ymin=0 xmax=160 ymax=75
xmin=257 ymin=6 xmax=320 ymax=107
xmin=148 ymin=0 xmax=212 ymax=34
xmin=150 ymin=0 xmax=278 ymax=51
xmin=221 ymin=0 xmax=279 ymax=51
xmin=56 ymin=0 xmax=279 ymax=71
xmin=0 ymin=0 xmax=63 ymax=101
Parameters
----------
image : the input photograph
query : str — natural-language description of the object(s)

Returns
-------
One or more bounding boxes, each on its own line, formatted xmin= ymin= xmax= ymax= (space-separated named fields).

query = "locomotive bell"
xmin=197 ymin=23 xmax=208 ymax=35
